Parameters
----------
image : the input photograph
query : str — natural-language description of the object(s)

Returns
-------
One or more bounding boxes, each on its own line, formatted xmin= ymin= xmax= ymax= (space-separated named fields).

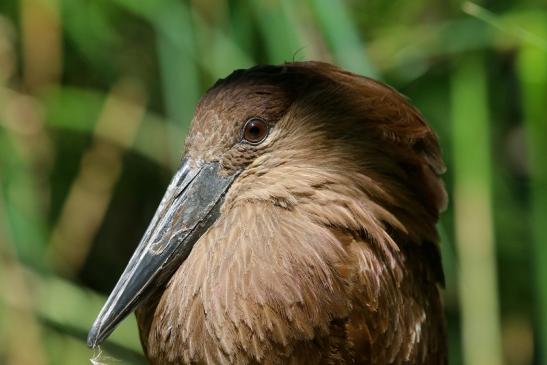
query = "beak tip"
xmin=87 ymin=322 xmax=102 ymax=348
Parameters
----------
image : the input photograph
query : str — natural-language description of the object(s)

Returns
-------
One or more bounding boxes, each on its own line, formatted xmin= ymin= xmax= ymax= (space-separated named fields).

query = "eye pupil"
xmin=243 ymin=118 xmax=268 ymax=144
xmin=249 ymin=126 xmax=260 ymax=137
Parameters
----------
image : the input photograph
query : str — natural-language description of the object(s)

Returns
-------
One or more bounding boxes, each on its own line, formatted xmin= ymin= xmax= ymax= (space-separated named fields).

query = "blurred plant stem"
xmin=154 ymin=0 xmax=199 ymax=169
xmin=451 ymin=53 xmax=503 ymax=365
xmin=0 ymin=89 xmax=52 ymax=268
xmin=43 ymin=87 xmax=180 ymax=168
xmin=517 ymin=17 xmax=547 ymax=365
xmin=463 ymin=2 xmax=547 ymax=51
xmin=308 ymin=0 xmax=377 ymax=78
xmin=20 ymin=0 xmax=62 ymax=93
xmin=0 ymin=16 xmax=47 ymax=364
xmin=249 ymin=0 xmax=301 ymax=62
xmin=48 ymin=79 xmax=146 ymax=275
xmin=0 ymin=180 xmax=47 ymax=365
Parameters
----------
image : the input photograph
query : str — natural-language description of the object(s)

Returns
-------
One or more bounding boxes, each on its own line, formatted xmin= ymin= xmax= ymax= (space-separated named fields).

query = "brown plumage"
xmin=91 ymin=61 xmax=448 ymax=364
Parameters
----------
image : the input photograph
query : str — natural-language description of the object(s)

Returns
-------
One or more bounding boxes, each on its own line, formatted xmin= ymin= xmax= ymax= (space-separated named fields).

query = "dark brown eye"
xmin=242 ymin=118 xmax=268 ymax=144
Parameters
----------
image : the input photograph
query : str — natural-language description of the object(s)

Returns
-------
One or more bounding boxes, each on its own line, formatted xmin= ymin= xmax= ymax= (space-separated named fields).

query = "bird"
xmin=87 ymin=61 xmax=448 ymax=364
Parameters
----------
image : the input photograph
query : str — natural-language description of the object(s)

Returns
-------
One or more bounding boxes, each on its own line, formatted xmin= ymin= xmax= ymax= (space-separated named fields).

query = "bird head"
xmin=87 ymin=62 xmax=447 ymax=348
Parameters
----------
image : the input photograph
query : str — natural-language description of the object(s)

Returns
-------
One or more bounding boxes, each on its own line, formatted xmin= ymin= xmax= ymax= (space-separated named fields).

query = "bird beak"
xmin=87 ymin=158 xmax=238 ymax=348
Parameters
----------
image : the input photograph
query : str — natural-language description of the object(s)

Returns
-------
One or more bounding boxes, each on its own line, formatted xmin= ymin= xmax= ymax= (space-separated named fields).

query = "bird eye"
xmin=242 ymin=118 xmax=268 ymax=144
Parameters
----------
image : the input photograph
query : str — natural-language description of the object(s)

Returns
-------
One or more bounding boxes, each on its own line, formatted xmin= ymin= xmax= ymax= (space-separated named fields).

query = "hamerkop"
xmin=88 ymin=61 xmax=448 ymax=364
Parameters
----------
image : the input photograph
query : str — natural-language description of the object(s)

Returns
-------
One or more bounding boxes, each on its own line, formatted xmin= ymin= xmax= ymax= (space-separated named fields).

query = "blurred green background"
xmin=0 ymin=0 xmax=546 ymax=364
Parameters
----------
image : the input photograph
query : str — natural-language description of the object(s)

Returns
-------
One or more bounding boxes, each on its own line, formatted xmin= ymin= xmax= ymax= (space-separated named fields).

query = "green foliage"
xmin=0 ymin=1 xmax=545 ymax=364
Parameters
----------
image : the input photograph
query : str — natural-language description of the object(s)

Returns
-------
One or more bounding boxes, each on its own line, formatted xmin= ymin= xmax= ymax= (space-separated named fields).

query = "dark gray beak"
xmin=87 ymin=158 xmax=238 ymax=348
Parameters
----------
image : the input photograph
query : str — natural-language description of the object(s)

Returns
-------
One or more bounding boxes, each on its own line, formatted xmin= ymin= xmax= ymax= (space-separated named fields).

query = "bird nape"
xmin=88 ymin=61 xmax=448 ymax=365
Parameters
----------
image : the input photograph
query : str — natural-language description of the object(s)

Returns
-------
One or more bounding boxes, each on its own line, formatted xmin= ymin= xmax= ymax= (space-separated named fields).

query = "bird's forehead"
xmin=184 ymin=80 xmax=293 ymax=162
